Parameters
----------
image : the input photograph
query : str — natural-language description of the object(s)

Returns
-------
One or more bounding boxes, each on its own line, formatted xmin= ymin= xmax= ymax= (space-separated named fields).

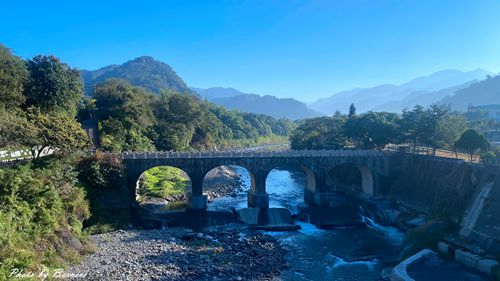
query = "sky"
xmin=1 ymin=0 xmax=500 ymax=102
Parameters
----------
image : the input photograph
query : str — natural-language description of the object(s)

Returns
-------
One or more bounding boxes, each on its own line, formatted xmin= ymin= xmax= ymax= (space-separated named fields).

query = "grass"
xmin=139 ymin=166 xmax=189 ymax=199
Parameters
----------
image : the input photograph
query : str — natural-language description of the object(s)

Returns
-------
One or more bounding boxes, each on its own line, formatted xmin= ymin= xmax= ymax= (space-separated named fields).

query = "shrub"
xmin=0 ymin=160 xmax=90 ymax=278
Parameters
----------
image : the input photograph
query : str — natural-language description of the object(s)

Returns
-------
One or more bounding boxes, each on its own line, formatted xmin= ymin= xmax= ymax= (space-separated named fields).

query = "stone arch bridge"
xmin=122 ymin=150 xmax=392 ymax=210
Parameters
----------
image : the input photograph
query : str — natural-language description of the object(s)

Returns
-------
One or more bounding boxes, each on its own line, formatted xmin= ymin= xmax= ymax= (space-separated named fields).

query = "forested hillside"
xmin=81 ymin=56 xmax=192 ymax=95
xmin=85 ymin=80 xmax=295 ymax=152
xmin=0 ymin=44 xmax=93 ymax=278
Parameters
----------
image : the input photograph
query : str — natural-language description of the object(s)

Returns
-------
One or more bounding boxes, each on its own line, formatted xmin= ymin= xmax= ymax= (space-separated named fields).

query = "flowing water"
xmin=208 ymin=166 xmax=405 ymax=281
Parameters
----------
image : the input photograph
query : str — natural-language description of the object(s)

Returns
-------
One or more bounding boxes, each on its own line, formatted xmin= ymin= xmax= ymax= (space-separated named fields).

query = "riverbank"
xmin=67 ymin=228 xmax=286 ymax=280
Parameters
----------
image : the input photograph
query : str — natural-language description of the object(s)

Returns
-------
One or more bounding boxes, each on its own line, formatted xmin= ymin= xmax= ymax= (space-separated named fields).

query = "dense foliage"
xmin=0 ymin=160 xmax=90 ymax=279
xmin=291 ymin=104 xmax=489 ymax=159
xmin=454 ymin=129 xmax=490 ymax=160
xmin=90 ymin=79 xmax=295 ymax=152
xmin=0 ymin=45 xmax=28 ymax=108
xmin=290 ymin=116 xmax=347 ymax=150
xmin=0 ymin=45 xmax=92 ymax=276
xmin=138 ymin=166 xmax=188 ymax=199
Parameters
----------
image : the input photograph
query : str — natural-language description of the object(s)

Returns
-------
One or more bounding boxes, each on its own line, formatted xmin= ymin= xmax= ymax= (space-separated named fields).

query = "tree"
xmin=454 ymin=129 xmax=490 ymax=161
xmin=0 ymin=44 xmax=28 ymax=108
xmin=290 ymin=116 xmax=347 ymax=150
xmin=434 ymin=114 xmax=466 ymax=150
xmin=0 ymin=107 xmax=36 ymax=149
xmin=399 ymin=104 xmax=450 ymax=152
xmin=349 ymin=103 xmax=356 ymax=118
xmin=25 ymin=108 xmax=89 ymax=158
xmin=344 ymin=111 xmax=400 ymax=150
xmin=24 ymin=55 xmax=83 ymax=115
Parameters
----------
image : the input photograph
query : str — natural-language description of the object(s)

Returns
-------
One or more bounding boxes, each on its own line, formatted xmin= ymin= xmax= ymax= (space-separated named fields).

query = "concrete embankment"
xmin=365 ymin=154 xmax=500 ymax=278
xmin=382 ymin=154 xmax=500 ymax=255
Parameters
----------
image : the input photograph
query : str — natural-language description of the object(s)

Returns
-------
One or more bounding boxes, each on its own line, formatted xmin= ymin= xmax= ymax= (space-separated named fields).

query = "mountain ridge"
xmin=81 ymin=56 xmax=191 ymax=95
xmin=193 ymin=88 xmax=322 ymax=120
xmin=310 ymin=69 xmax=494 ymax=114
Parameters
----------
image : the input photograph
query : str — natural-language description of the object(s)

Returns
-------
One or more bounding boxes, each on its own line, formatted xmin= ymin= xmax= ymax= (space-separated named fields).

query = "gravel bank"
xmin=67 ymin=228 xmax=286 ymax=280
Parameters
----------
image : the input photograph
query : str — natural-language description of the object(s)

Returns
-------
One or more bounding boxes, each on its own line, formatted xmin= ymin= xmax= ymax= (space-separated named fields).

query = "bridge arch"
xmin=135 ymin=165 xmax=192 ymax=207
xmin=202 ymin=164 xmax=255 ymax=198
xmin=327 ymin=163 xmax=374 ymax=197
xmin=263 ymin=165 xmax=317 ymax=209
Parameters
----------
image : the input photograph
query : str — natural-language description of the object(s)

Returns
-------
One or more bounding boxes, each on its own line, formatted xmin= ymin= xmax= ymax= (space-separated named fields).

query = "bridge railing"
xmin=120 ymin=149 xmax=390 ymax=159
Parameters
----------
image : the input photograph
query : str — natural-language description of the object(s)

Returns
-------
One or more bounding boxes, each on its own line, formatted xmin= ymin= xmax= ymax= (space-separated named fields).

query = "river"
xmin=208 ymin=166 xmax=404 ymax=281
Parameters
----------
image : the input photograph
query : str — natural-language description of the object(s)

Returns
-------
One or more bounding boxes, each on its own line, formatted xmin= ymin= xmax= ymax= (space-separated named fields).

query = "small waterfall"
xmin=326 ymin=253 xmax=379 ymax=270
xmin=460 ymin=182 xmax=493 ymax=237
xmin=359 ymin=207 xmax=404 ymax=246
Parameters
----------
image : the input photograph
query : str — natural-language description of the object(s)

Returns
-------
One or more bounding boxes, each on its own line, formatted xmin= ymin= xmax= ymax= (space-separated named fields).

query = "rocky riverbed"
xmin=67 ymin=228 xmax=286 ymax=280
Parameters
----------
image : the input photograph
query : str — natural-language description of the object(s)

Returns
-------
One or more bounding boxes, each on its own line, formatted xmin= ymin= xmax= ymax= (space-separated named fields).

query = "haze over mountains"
xmin=310 ymin=69 xmax=495 ymax=115
xmin=81 ymin=57 xmax=321 ymax=120
xmin=81 ymin=56 xmax=498 ymax=119
xmin=192 ymin=87 xmax=322 ymax=120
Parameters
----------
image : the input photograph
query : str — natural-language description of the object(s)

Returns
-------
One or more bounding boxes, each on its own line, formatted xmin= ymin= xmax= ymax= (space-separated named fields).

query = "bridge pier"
xmin=248 ymin=192 xmax=269 ymax=208
xmin=187 ymin=172 xmax=208 ymax=210
xmin=248 ymin=170 xmax=269 ymax=208
xmin=187 ymin=195 xmax=208 ymax=210
xmin=304 ymin=189 xmax=329 ymax=206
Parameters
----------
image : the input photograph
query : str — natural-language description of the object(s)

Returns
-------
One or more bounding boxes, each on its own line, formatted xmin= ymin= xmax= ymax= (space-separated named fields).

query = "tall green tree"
xmin=434 ymin=114 xmax=466 ymax=150
xmin=348 ymin=103 xmax=356 ymax=118
xmin=290 ymin=116 xmax=347 ymax=150
xmin=25 ymin=108 xmax=89 ymax=158
xmin=25 ymin=55 xmax=83 ymax=115
xmin=454 ymin=129 xmax=490 ymax=161
xmin=0 ymin=106 xmax=36 ymax=149
xmin=399 ymin=104 xmax=449 ymax=151
xmin=94 ymin=80 xmax=155 ymax=151
xmin=344 ymin=111 xmax=400 ymax=149
xmin=0 ymin=45 xmax=28 ymax=108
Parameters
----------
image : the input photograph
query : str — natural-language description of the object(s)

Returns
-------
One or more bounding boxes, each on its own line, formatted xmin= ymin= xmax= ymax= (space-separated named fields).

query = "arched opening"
xmin=202 ymin=165 xmax=254 ymax=211
xmin=327 ymin=163 xmax=374 ymax=196
xmin=136 ymin=165 xmax=192 ymax=210
xmin=265 ymin=166 xmax=310 ymax=214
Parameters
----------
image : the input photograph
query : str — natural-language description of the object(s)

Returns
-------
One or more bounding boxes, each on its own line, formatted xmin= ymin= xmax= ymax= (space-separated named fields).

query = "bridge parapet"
xmin=121 ymin=149 xmax=390 ymax=160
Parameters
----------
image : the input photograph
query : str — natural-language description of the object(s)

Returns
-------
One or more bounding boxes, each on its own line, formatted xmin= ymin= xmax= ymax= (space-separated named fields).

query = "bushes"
xmin=0 ymin=160 xmax=90 ymax=279
xmin=138 ymin=166 xmax=189 ymax=199
xmin=77 ymin=152 xmax=124 ymax=190
xmin=77 ymin=153 xmax=130 ymax=233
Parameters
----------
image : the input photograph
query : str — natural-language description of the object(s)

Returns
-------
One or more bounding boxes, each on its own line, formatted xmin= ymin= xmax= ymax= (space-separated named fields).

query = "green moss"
xmin=139 ymin=166 xmax=189 ymax=199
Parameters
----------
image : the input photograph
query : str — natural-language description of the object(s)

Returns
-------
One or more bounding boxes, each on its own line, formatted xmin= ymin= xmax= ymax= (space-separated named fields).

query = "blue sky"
xmin=1 ymin=0 xmax=499 ymax=102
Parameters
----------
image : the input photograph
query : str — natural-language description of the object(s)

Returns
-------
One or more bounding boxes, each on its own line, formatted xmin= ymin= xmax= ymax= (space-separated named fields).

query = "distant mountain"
xmin=373 ymin=82 xmax=474 ymax=112
xmin=192 ymin=87 xmax=322 ymax=120
xmin=441 ymin=74 xmax=500 ymax=111
xmin=81 ymin=56 xmax=191 ymax=95
xmin=191 ymin=87 xmax=244 ymax=100
xmin=212 ymin=94 xmax=322 ymax=120
xmin=310 ymin=69 xmax=494 ymax=114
